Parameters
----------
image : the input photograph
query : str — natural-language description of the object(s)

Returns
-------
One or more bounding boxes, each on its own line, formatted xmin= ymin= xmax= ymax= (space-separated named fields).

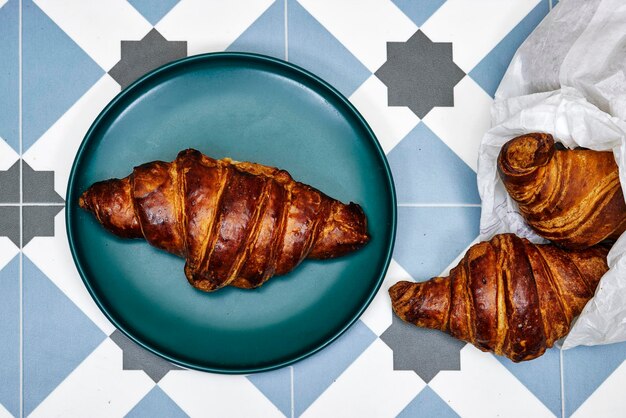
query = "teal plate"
xmin=66 ymin=52 xmax=396 ymax=374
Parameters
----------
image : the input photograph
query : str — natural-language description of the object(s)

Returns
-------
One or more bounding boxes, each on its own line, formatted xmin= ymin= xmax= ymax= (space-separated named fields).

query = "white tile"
xmin=571 ymin=359 xmax=626 ymax=418
xmin=29 ymin=339 xmax=155 ymax=418
xmin=156 ymin=0 xmax=274 ymax=55
xmin=360 ymin=259 xmax=412 ymax=336
xmin=23 ymin=210 xmax=115 ymax=335
xmin=0 ymin=237 xmax=19 ymax=272
xmin=302 ymin=339 xmax=424 ymax=418
xmin=0 ymin=403 xmax=11 ymax=418
xmin=430 ymin=345 xmax=556 ymax=418
xmin=159 ymin=369 xmax=284 ymax=418
xmin=422 ymin=76 xmax=493 ymax=172
xmin=349 ymin=75 xmax=420 ymax=154
xmin=420 ymin=0 xmax=541 ymax=72
xmin=0 ymin=0 xmax=8 ymax=10
xmin=297 ymin=0 xmax=416 ymax=72
xmin=23 ymin=74 xmax=120 ymax=199
xmin=0 ymin=137 xmax=18 ymax=171
xmin=34 ymin=0 xmax=151 ymax=71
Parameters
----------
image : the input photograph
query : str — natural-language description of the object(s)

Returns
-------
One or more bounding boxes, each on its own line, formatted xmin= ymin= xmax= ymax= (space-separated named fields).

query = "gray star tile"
xmin=108 ymin=28 xmax=187 ymax=89
xmin=0 ymin=206 xmax=20 ymax=246
xmin=375 ymin=30 xmax=465 ymax=118
xmin=23 ymin=161 xmax=63 ymax=203
xmin=23 ymin=205 xmax=63 ymax=246
xmin=0 ymin=161 xmax=20 ymax=203
xmin=0 ymin=160 xmax=65 ymax=247
xmin=110 ymin=330 xmax=181 ymax=383
xmin=380 ymin=313 xmax=465 ymax=382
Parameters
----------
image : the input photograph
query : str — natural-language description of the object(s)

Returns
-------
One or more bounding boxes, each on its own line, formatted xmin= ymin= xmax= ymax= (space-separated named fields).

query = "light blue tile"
xmin=23 ymin=0 xmax=103 ymax=151
xmin=398 ymin=387 xmax=460 ymax=418
xmin=287 ymin=0 xmax=371 ymax=97
xmin=388 ymin=123 xmax=480 ymax=205
xmin=469 ymin=0 xmax=549 ymax=97
xmin=0 ymin=256 xmax=19 ymax=417
xmin=247 ymin=365 xmax=291 ymax=417
xmin=391 ymin=0 xmax=445 ymax=27
xmin=125 ymin=386 xmax=189 ymax=418
xmin=293 ymin=320 xmax=376 ymax=416
xmin=128 ymin=0 xmax=180 ymax=26
xmin=227 ymin=0 xmax=285 ymax=60
xmin=0 ymin=0 xmax=19 ymax=152
xmin=394 ymin=206 xmax=480 ymax=281
xmin=563 ymin=341 xmax=626 ymax=416
xmin=497 ymin=347 xmax=561 ymax=417
xmin=23 ymin=256 xmax=106 ymax=415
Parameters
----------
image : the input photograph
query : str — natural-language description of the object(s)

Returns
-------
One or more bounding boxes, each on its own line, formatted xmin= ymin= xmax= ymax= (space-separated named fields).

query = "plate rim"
xmin=65 ymin=51 xmax=397 ymax=374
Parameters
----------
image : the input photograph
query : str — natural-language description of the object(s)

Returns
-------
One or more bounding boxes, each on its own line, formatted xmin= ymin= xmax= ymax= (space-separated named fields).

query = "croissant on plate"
xmin=79 ymin=149 xmax=369 ymax=291
xmin=389 ymin=233 xmax=608 ymax=362
xmin=498 ymin=132 xmax=626 ymax=249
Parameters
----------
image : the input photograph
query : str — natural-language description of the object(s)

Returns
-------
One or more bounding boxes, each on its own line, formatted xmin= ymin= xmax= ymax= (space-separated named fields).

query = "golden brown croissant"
xmin=389 ymin=234 xmax=608 ymax=362
xmin=79 ymin=149 xmax=369 ymax=291
xmin=498 ymin=132 xmax=626 ymax=249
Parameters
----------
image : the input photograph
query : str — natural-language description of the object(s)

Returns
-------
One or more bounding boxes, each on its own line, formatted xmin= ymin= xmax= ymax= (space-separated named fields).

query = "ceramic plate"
xmin=66 ymin=53 xmax=396 ymax=373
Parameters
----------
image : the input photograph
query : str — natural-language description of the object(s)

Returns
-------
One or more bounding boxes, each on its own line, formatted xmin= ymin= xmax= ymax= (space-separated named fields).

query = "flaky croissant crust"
xmin=498 ymin=132 xmax=626 ymax=249
xmin=389 ymin=234 xmax=608 ymax=362
xmin=80 ymin=149 xmax=369 ymax=291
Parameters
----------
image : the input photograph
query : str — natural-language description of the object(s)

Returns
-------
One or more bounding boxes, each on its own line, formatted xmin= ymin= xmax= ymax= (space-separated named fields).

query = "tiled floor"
xmin=0 ymin=0 xmax=624 ymax=417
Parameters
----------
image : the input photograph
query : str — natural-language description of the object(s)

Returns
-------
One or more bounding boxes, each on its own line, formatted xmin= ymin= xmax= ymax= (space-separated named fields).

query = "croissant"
xmin=389 ymin=233 xmax=608 ymax=362
xmin=498 ymin=132 xmax=626 ymax=249
xmin=79 ymin=149 xmax=369 ymax=291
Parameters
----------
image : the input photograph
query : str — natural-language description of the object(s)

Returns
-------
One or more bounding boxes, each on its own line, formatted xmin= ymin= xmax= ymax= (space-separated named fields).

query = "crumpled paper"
xmin=477 ymin=0 xmax=626 ymax=349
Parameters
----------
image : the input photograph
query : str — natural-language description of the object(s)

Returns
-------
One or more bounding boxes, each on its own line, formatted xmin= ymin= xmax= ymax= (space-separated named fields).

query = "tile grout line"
xmin=549 ymin=0 xmax=553 ymax=11
xmin=290 ymin=365 xmax=294 ymax=418
xmin=284 ymin=0 xmax=288 ymax=61
xmin=18 ymin=0 xmax=23 ymax=416
xmin=560 ymin=348 xmax=565 ymax=418
xmin=0 ymin=203 xmax=65 ymax=206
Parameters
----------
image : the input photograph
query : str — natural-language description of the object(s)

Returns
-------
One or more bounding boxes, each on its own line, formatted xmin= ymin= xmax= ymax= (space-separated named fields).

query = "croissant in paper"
xmin=389 ymin=233 xmax=608 ymax=362
xmin=498 ymin=132 xmax=626 ymax=249
xmin=79 ymin=149 xmax=369 ymax=291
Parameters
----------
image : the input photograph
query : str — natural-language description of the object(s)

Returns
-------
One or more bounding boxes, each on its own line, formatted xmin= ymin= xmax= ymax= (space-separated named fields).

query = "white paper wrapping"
xmin=477 ymin=0 xmax=626 ymax=349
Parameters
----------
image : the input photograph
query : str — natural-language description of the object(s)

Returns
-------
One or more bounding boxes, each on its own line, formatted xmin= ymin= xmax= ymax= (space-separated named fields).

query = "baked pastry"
xmin=79 ymin=149 xmax=369 ymax=291
xmin=498 ymin=132 xmax=626 ymax=249
xmin=389 ymin=233 xmax=608 ymax=362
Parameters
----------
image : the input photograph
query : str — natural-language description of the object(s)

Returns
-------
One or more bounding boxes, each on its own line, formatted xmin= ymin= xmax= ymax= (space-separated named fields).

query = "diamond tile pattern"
xmin=126 ymin=386 xmax=189 ymax=418
xmin=0 ymin=257 xmax=19 ymax=418
xmin=387 ymin=123 xmax=480 ymax=204
xmin=23 ymin=256 xmax=106 ymax=415
xmin=393 ymin=206 xmax=480 ymax=280
xmin=227 ymin=0 xmax=285 ymax=59
xmin=287 ymin=0 xmax=371 ymax=97
xmin=398 ymin=386 xmax=460 ymax=418
xmin=292 ymin=321 xmax=376 ymax=416
xmin=3 ymin=0 xmax=623 ymax=417
xmin=563 ymin=341 xmax=626 ymax=417
xmin=392 ymin=0 xmax=446 ymax=27
xmin=0 ymin=0 xmax=18 ymax=152
xmin=22 ymin=0 xmax=104 ymax=151
xmin=497 ymin=345 xmax=562 ymax=416
xmin=128 ymin=0 xmax=180 ymax=26
xmin=469 ymin=0 xmax=550 ymax=97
